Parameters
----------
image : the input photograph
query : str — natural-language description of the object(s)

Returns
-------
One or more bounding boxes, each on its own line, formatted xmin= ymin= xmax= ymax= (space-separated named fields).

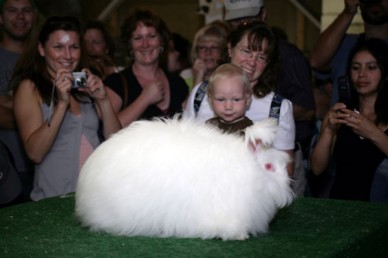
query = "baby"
xmin=206 ymin=63 xmax=253 ymax=136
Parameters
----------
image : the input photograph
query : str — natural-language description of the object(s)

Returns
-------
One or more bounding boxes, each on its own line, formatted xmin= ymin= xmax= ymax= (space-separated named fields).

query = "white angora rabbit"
xmin=75 ymin=117 xmax=294 ymax=241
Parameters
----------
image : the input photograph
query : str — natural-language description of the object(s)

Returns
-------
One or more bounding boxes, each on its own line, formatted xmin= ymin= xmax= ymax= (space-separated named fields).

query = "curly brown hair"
xmin=120 ymin=8 xmax=170 ymax=69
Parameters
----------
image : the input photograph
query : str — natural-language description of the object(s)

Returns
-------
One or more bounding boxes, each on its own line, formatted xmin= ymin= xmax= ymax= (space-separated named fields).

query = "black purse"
xmin=0 ymin=140 xmax=22 ymax=206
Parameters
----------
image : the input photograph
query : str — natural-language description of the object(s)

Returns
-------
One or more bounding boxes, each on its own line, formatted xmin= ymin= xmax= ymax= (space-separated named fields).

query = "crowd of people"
xmin=0 ymin=0 xmax=387 ymax=206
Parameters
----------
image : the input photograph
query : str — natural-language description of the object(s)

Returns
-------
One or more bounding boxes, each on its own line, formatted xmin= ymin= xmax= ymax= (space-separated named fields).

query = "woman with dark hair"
xmin=183 ymin=22 xmax=295 ymax=176
xmin=104 ymin=8 xmax=189 ymax=127
xmin=10 ymin=16 xmax=121 ymax=201
xmin=83 ymin=20 xmax=120 ymax=79
xmin=311 ymin=38 xmax=388 ymax=202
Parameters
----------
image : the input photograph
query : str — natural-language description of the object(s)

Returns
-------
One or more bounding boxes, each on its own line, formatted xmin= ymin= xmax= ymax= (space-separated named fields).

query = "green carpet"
xmin=1 ymin=195 xmax=388 ymax=257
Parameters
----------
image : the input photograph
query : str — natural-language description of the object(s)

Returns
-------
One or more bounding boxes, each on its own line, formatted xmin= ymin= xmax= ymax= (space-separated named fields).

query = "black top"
xmin=104 ymin=67 xmax=189 ymax=120
xmin=331 ymin=126 xmax=387 ymax=201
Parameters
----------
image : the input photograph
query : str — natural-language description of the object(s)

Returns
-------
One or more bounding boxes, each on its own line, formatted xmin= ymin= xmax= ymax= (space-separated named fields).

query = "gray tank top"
xmin=31 ymin=100 xmax=100 ymax=201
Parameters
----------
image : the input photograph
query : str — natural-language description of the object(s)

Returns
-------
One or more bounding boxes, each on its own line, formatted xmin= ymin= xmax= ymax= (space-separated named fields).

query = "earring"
xmin=159 ymin=47 xmax=164 ymax=53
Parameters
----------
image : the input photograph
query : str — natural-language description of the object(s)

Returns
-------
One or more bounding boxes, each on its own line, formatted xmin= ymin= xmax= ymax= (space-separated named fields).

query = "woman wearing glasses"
xmin=180 ymin=21 xmax=229 ymax=90
xmin=9 ymin=16 xmax=121 ymax=201
xmin=183 ymin=22 xmax=295 ymax=176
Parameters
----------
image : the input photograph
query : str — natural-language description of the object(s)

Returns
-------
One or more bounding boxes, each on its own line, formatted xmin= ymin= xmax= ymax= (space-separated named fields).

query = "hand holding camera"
xmin=55 ymin=68 xmax=106 ymax=101
xmin=71 ymin=72 xmax=87 ymax=89
xmin=77 ymin=68 xmax=107 ymax=101
xmin=337 ymin=75 xmax=354 ymax=111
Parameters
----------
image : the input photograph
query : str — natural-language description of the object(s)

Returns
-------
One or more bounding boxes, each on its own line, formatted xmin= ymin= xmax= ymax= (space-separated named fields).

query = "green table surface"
xmin=1 ymin=195 xmax=388 ymax=258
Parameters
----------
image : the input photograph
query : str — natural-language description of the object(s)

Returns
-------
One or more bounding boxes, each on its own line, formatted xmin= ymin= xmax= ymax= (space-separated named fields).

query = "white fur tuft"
xmin=75 ymin=117 xmax=293 ymax=240
xmin=244 ymin=118 xmax=278 ymax=148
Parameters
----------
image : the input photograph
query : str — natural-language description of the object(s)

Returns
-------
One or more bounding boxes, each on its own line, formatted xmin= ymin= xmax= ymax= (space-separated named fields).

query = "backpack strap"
xmin=269 ymin=93 xmax=283 ymax=122
xmin=193 ymin=81 xmax=209 ymax=115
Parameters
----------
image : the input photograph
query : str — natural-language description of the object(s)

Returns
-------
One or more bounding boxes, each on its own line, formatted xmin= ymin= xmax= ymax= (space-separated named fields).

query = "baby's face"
xmin=209 ymin=76 xmax=251 ymax=123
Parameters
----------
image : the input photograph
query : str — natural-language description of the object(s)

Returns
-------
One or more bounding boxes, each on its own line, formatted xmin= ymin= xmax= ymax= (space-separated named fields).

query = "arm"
xmin=106 ymin=79 xmax=164 ymax=128
xmin=369 ymin=129 xmax=388 ymax=156
xmin=341 ymin=109 xmax=388 ymax=156
xmin=309 ymin=0 xmax=359 ymax=71
xmin=14 ymin=78 xmax=69 ymax=163
xmin=310 ymin=117 xmax=337 ymax=175
xmin=94 ymin=92 xmax=122 ymax=139
xmin=81 ymin=69 xmax=122 ymax=138
xmin=192 ymin=59 xmax=206 ymax=86
xmin=310 ymin=103 xmax=348 ymax=175
xmin=0 ymin=95 xmax=15 ymax=129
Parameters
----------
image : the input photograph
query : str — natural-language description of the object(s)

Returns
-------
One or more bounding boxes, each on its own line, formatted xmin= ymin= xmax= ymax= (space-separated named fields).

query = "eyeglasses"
xmin=236 ymin=46 xmax=267 ymax=64
xmin=197 ymin=45 xmax=220 ymax=53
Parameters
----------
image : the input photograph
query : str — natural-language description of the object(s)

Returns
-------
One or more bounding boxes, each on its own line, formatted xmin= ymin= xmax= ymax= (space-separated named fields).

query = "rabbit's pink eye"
xmin=265 ymin=163 xmax=273 ymax=171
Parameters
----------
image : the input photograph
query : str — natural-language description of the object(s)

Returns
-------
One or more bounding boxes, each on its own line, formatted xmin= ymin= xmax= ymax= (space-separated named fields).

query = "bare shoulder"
xmin=14 ymin=79 xmax=42 ymax=106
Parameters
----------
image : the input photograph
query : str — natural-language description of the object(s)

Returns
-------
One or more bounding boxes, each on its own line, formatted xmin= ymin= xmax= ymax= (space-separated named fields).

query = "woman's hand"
xmin=344 ymin=0 xmax=359 ymax=15
xmin=340 ymin=108 xmax=380 ymax=140
xmin=325 ymin=103 xmax=349 ymax=131
xmin=79 ymin=68 xmax=107 ymax=101
xmin=55 ymin=69 xmax=72 ymax=105
xmin=192 ymin=58 xmax=206 ymax=85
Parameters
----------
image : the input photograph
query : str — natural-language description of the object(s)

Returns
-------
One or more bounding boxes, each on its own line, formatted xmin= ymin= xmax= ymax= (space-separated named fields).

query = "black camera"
xmin=72 ymin=72 xmax=87 ymax=88
xmin=337 ymin=75 xmax=354 ymax=110
xmin=359 ymin=0 xmax=381 ymax=4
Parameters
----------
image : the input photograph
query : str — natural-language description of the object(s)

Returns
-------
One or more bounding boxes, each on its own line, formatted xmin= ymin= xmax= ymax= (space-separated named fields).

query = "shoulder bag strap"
xmin=118 ymin=71 xmax=129 ymax=109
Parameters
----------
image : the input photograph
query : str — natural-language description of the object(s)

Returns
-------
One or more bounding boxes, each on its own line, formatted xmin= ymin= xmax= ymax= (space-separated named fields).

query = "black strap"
xmin=194 ymin=81 xmax=209 ymax=115
xmin=118 ymin=71 xmax=129 ymax=110
xmin=269 ymin=93 xmax=283 ymax=122
xmin=194 ymin=83 xmax=283 ymax=122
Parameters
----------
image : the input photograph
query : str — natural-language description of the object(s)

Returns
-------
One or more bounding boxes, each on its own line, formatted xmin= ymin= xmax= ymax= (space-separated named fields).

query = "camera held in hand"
xmin=72 ymin=72 xmax=87 ymax=89
xmin=337 ymin=75 xmax=354 ymax=111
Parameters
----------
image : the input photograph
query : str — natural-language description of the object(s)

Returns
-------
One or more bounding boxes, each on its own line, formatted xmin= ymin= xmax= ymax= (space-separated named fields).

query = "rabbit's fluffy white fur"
xmin=75 ymin=117 xmax=294 ymax=240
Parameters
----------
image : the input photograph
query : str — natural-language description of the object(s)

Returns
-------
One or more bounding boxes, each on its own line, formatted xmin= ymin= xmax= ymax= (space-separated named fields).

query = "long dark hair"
xmin=347 ymin=38 xmax=388 ymax=125
xmin=227 ymin=21 xmax=279 ymax=98
xmin=9 ymin=16 xmax=91 ymax=105
xmin=121 ymin=8 xmax=170 ymax=69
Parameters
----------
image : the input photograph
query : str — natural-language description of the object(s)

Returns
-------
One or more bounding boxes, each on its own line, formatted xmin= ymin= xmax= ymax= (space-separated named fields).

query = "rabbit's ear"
xmin=246 ymin=138 xmax=263 ymax=154
xmin=244 ymin=118 xmax=278 ymax=150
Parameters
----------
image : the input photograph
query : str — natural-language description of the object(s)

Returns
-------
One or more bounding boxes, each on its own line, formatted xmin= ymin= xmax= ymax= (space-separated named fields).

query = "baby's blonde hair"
xmin=207 ymin=63 xmax=251 ymax=97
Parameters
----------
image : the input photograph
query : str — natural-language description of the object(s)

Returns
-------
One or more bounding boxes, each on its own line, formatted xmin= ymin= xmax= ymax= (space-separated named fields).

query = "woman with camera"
xmin=310 ymin=38 xmax=388 ymax=202
xmin=9 ymin=16 xmax=121 ymax=201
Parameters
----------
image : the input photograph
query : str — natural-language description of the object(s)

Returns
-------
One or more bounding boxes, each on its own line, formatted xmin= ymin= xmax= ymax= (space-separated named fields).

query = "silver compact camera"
xmin=72 ymin=72 xmax=87 ymax=88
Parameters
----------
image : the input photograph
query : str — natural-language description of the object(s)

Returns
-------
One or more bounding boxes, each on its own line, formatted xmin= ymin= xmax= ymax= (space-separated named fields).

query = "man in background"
xmin=310 ymin=0 xmax=388 ymax=105
xmin=0 ymin=0 xmax=36 ymax=205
